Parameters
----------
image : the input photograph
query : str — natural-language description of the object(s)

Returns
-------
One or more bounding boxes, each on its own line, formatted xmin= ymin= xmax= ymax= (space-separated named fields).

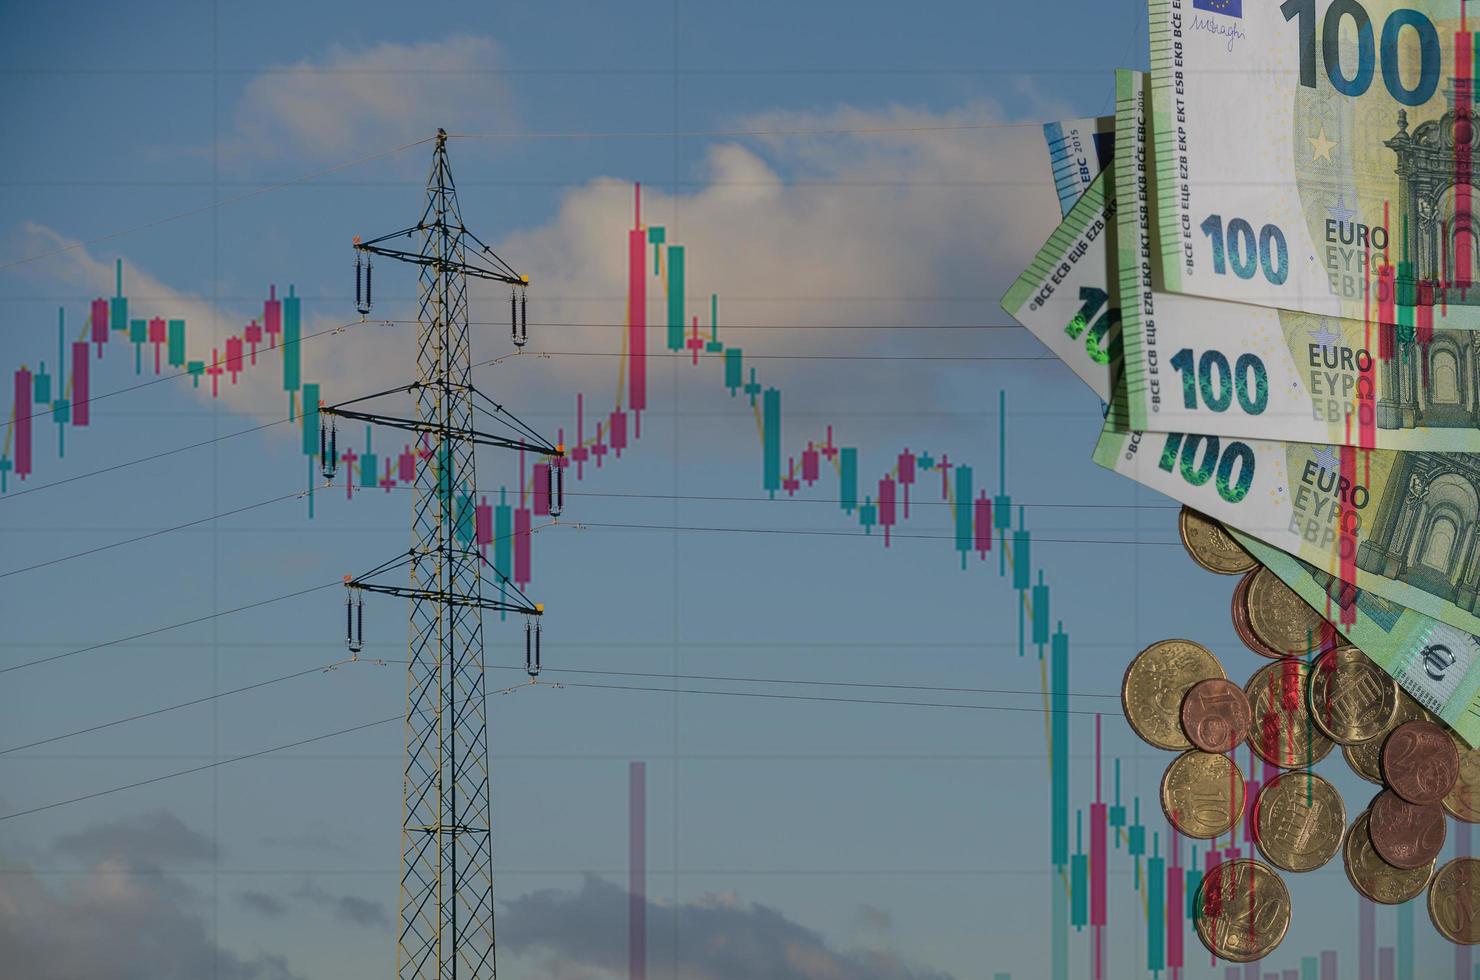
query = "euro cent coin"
xmin=1369 ymin=789 xmax=1447 ymax=872
xmin=1195 ymin=858 xmax=1290 ymax=963
xmin=1123 ymin=639 xmax=1225 ymax=751
xmin=1382 ymin=720 xmax=1460 ymax=806
xmin=1182 ymin=677 xmax=1253 ymax=754
xmin=1343 ymin=810 xmax=1433 ymax=905
xmin=1430 ymin=858 xmax=1480 ymax=946
xmin=1245 ymin=660 xmax=1334 ymax=770
xmin=1180 ymin=506 xmax=1258 ymax=575
xmin=1308 ymin=645 xmax=1397 ymax=745
xmin=1245 ymin=566 xmax=1336 ymax=660
xmin=1162 ymin=750 xmax=1245 ymax=840
xmin=1252 ymin=770 xmax=1345 ymax=873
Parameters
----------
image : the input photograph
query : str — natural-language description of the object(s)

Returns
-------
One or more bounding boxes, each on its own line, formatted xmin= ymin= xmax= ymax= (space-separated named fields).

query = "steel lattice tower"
xmin=321 ymin=129 xmax=563 ymax=980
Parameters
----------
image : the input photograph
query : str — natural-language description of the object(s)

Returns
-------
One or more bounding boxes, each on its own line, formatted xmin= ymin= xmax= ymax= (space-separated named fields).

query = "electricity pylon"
xmin=320 ymin=128 xmax=564 ymax=980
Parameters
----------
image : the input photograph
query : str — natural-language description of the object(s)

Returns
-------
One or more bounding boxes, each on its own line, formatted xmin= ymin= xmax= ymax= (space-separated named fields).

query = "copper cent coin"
xmin=1382 ymin=720 xmax=1460 ymax=806
xmin=1182 ymin=678 xmax=1253 ymax=754
xmin=1343 ymin=810 xmax=1434 ymax=905
xmin=1180 ymin=507 xmax=1258 ymax=575
xmin=1369 ymin=789 xmax=1447 ymax=871
xmin=1345 ymin=691 xmax=1435 ymax=786
xmin=1430 ymin=857 xmax=1480 ymax=945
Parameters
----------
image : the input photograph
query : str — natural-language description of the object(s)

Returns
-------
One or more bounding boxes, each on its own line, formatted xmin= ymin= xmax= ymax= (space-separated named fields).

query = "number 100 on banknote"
xmin=1149 ymin=0 xmax=1480 ymax=330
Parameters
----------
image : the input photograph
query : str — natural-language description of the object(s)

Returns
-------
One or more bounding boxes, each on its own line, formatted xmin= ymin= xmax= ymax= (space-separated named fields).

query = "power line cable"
xmin=567 ymin=520 xmax=1180 ymax=548
xmin=0 ymin=678 xmax=1116 ymax=822
xmin=0 ymin=487 xmax=316 ymax=579
xmin=0 ymin=664 xmax=331 ymax=756
xmin=0 ymin=714 xmax=398 ymax=821
xmin=0 ymin=658 xmax=1119 ymax=758
xmin=0 ymin=417 xmax=293 ymax=500
xmin=0 ymin=581 xmax=339 ymax=675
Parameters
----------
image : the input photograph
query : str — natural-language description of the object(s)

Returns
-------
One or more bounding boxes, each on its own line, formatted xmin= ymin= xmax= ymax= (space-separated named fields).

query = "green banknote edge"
xmin=1000 ymin=170 xmax=1111 ymax=318
xmin=1089 ymin=423 xmax=1130 ymax=471
xmin=1112 ymin=69 xmax=1150 ymax=431
xmin=1229 ymin=529 xmax=1480 ymax=748
xmin=1146 ymin=0 xmax=1182 ymax=294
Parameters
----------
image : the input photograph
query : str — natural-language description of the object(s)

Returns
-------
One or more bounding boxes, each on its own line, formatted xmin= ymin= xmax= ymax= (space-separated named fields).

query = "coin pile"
xmin=1116 ymin=508 xmax=1480 ymax=961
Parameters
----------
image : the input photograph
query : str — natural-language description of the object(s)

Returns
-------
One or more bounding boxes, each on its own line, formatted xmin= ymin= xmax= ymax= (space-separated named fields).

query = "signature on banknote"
xmin=1189 ymin=13 xmax=1246 ymax=52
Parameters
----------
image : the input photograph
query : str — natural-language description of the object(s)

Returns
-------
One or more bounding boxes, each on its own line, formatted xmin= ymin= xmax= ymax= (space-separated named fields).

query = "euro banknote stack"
xmin=1003 ymin=0 xmax=1480 ymax=955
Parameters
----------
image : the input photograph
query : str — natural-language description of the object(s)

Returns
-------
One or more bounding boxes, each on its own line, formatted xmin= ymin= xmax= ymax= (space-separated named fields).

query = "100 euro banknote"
xmin=1115 ymin=68 xmax=1480 ymax=450
xmin=1092 ymin=423 xmax=1480 ymax=641
xmin=1232 ymin=529 xmax=1480 ymax=746
xmin=1147 ymin=0 xmax=1480 ymax=331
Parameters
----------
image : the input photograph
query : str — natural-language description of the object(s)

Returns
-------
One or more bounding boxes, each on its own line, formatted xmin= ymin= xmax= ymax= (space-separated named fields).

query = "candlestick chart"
xmin=1 ymin=176 xmax=1468 ymax=980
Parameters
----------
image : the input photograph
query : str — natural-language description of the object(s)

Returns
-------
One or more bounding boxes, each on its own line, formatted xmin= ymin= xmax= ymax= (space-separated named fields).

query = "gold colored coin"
xmin=1194 ymin=858 xmax=1291 ymax=963
xmin=1430 ymin=858 xmax=1480 ymax=945
xmin=1344 ymin=691 xmax=1434 ymax=785
xmin=1252 ymin=770 xmax=1345 ymax=872
xmin=1445 ymin=728 xmax=1480 ymax=823
xmin=1245 ymin=566 xmax=1336 ymax=659
xmin=1308 ymin=645 xmax=1398 ymax=744
xmin=1161 ymin=750 xmax=1245 ymax=840
xmin=1343 ymin=810 xmax=1434 ymax=905
xmin=1180 ymin=507 xmax=1257 ymax=574
xmin=1426 ymin=858 xmax=1480 ymax=947
xmin=1245 ymin=660 xmax=1334 ymax=769
xmin=1123 ymin=639 xmax=1225 ymax=751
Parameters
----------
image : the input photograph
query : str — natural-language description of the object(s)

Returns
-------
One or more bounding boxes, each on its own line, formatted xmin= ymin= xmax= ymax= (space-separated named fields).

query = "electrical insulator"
xmin=345 ymin=591 xmax=364 ymax=653
xmin=511 ymin=289 xmax=526 ymax=348
xmin=355 ymin=253 xmax=372 ymax=316
xmin=520 ymin=289 xmax=528 ymax=344
xmin=548 ymin=460 xmax=564 ymax=517
xmin=320 ymin=419 xmax=338 ymax=480
xmin=525 ymin=619 xmax=542 ymax=677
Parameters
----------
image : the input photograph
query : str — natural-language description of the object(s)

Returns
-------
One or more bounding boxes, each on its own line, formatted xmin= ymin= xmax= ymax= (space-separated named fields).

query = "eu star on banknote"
xmin=1148 ymin=0 xmax=1480 ymax=333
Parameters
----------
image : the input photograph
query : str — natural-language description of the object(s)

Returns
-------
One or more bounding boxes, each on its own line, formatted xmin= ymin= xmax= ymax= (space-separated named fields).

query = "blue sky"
xmin=0 ymin=2 xmax=1469 ymax=979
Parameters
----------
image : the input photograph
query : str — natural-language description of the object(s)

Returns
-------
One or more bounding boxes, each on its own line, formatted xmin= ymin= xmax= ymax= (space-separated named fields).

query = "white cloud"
xmin=497 ymin=99 xmax=1070 ymax=368
xmin=424 ymin=96 xmax=1078 ymax=444
xmin=223 ymin=36 xmax=514 ymax=162
xmin=11 ymin=81 xmax=1077 ymax=452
